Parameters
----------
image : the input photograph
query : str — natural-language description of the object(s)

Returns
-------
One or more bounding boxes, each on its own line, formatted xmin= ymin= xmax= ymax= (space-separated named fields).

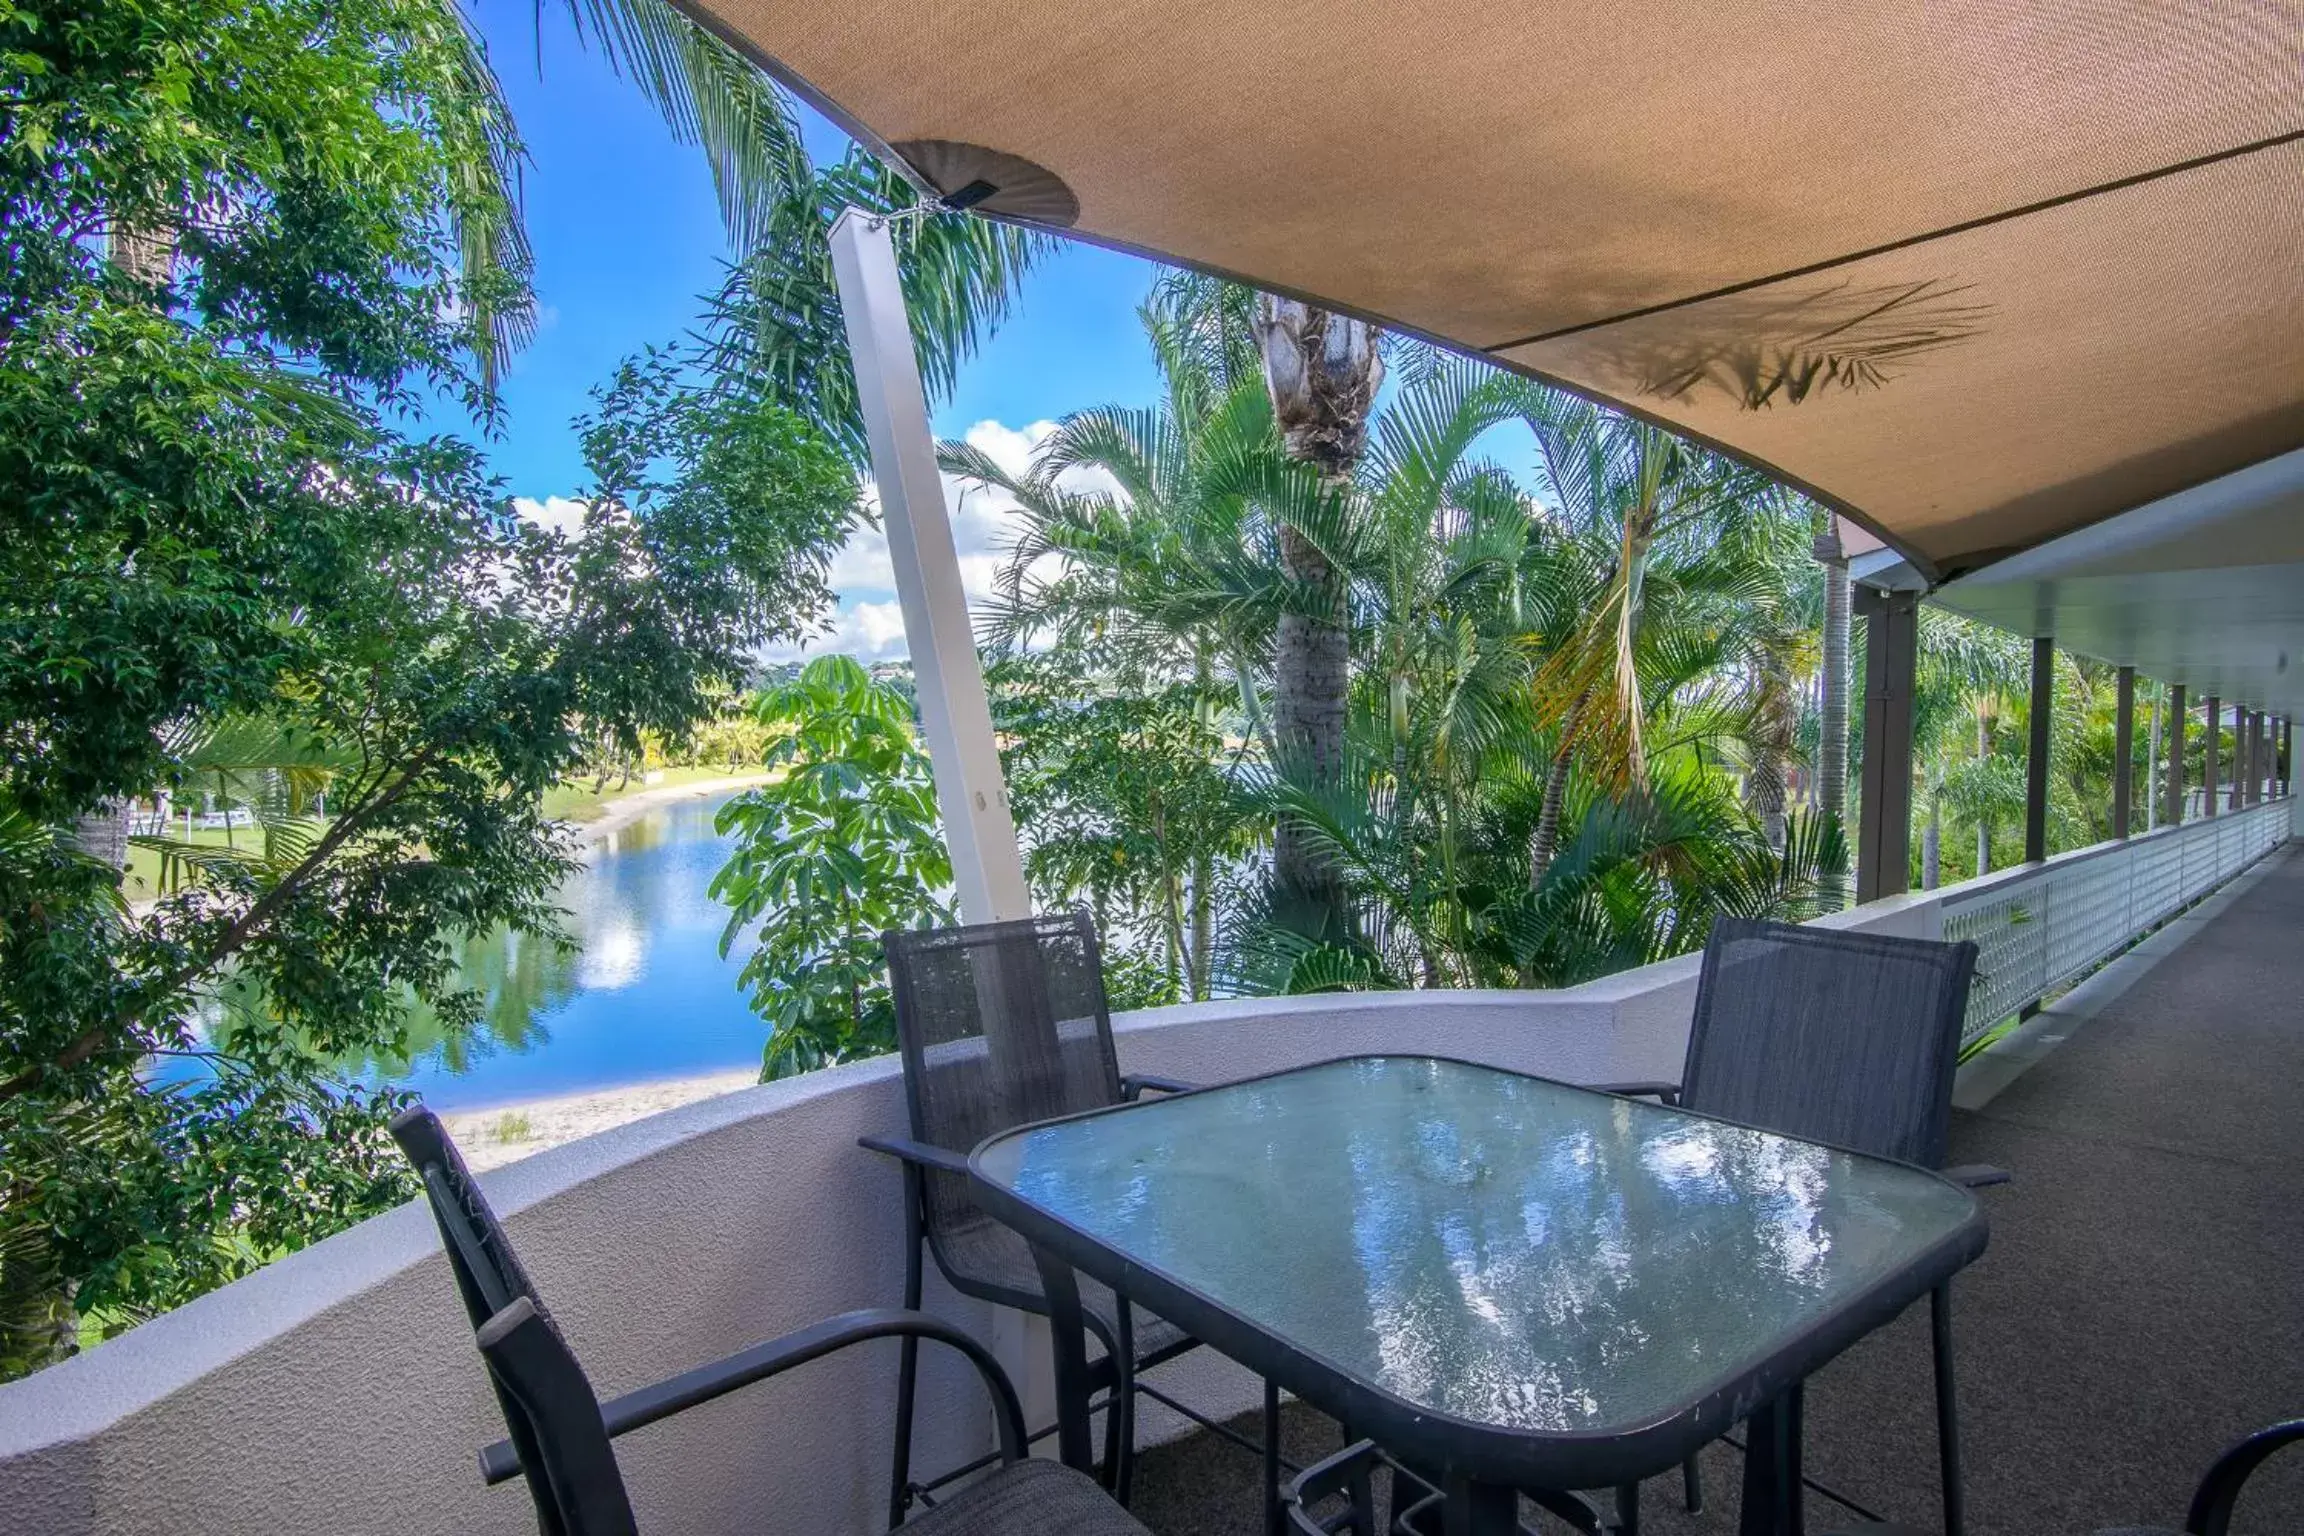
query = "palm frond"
xmin=552 ymin=0 xmax=810 ymax=252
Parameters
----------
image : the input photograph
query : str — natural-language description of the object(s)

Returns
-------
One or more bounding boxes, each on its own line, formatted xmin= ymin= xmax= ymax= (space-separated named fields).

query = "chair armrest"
xmin=857 ymin=1132 xmax=972 ymax=1176
xmin=1942 ymin=1163 xmax=2011 ymax=1189
xmin=2187 ymin=1416 xmax=2304 ymax=1536
xmin=1120 ymin=1074 xmax=1200 ymax=1100
xmin=1590 ymin=1080 xmax=1682 ymax=1104
xmin=479 ymin=1307 xmax=1024 ymax=1486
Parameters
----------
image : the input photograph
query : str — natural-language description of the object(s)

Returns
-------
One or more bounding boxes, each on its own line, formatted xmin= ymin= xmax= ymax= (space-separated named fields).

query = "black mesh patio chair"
xmin=392 ymin=1105 xmax=1153 ymax=1536
xmin=1600 ymin=916 xmax=1996 ymax=1536
xmin=861 ymin=910 xmax=1282 ymax=1523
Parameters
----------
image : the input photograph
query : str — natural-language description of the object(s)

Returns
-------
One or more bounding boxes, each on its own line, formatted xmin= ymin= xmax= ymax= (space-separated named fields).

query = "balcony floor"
xmin=1129 ymin=846 xmax=2304 ymax=1536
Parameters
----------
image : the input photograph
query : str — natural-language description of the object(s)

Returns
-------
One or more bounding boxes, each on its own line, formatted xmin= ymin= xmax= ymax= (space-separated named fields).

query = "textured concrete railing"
xmin=0 ymin=980 xmax=1712 ymax=1536
xmin=1940 ymin=797 xmax=2292 ymax=1044
xmin=0 ymin=806 xmax=2287 ymax=1536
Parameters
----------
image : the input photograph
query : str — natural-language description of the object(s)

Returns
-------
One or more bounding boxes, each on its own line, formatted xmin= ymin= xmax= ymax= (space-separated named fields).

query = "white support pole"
xmin=829 ymin=208 xmax=1031 ymax=924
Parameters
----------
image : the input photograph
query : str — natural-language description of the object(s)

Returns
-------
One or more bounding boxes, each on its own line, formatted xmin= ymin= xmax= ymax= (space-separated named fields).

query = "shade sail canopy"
xmin=692 ymin=0 xmax=2302 ymax=583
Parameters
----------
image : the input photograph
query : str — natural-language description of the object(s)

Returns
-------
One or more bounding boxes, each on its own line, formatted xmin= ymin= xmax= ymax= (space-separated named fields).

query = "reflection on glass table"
xmin=971 ymin=1054 xmax=1987 ymax=1536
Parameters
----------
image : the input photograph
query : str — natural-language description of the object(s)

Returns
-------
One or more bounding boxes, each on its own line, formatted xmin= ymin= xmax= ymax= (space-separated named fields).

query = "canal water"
xmin=376 ymin=792 xmax=763 ymax=1110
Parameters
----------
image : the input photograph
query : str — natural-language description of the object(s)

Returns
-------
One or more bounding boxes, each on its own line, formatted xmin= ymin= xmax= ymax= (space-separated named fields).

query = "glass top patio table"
xmin=970 ymin=1054 xmax=1987 ymax=1493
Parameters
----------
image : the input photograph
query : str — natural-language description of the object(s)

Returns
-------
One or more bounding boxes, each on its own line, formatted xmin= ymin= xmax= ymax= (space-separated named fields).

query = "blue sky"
xmin=426 ymin=10 xmax=1171 ymax=657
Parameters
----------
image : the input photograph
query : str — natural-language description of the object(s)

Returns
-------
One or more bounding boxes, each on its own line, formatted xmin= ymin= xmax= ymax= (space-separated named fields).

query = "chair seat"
xmin=903 ymin=1458 xmax=1154 ymax=1536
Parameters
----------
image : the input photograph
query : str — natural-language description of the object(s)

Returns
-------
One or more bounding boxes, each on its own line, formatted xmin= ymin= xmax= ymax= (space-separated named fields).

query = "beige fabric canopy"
xmin=695 ymin=0 xmax=2304 ymax=583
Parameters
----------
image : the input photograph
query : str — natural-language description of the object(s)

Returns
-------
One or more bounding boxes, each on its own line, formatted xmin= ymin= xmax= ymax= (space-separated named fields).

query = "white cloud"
xmin=783 ymin=417 xmax=1128 ymax=664
xmin=513 ymin=495 xmax=590 ymax=539
xmin=762 ymin=599 xmax=912 ymax=663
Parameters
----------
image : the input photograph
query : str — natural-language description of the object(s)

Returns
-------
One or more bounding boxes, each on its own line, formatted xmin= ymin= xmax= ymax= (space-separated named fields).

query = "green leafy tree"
xmin=993 ymin=656 xmax=1255 ymax=1002
xmin=712 ymin=658 xmax=953 ymax=1078
xmin=0 ymin=0 xmax=858 ymax=1376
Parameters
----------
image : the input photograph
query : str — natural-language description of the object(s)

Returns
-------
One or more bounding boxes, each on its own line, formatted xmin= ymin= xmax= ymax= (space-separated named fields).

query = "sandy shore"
xmin=441 ymin=1067 xmax=760 ymax=1171
xmin=569 ymin=772 xmax=770 ymax=847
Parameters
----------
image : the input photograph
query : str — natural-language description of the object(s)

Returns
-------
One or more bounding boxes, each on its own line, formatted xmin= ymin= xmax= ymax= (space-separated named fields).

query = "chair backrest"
xmin=1679 ymin=916 xmax=1978 ymax=1168
xmin=884 ymin=911 xmax=1123 ymax=1279
xmin=392 ymin=1106 xmax=577 ymax=1536
xmin=475 ymin=1298 xmax=640 ymax=1536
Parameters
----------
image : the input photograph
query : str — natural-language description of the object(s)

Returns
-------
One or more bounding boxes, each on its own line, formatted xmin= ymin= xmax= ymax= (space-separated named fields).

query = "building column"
xmin=2203 ymin=695 xmax=2220 ymax=817
xmin=828 ymin=209 xmax=1030 ymax=924
xmin=2113 ymin=666 xmax=2135 ymax=838
xmin=2024 ymin=636 xmax=2053 ymax=863
xmin=2166 ymin=683 xmax=2186 ymax=825
xmin=1855 ymin=586 xmax=1918 ymax=902
xmin=2228 ymin=706 xmax=2246 ymax=811
xmin=2235 ymin=709 xmax=2249 ymax=808
xmin=2283 ymin=717 xmax=2293 ymax=797
xmin=2246 ymin=712 xmax=2260 ymax=805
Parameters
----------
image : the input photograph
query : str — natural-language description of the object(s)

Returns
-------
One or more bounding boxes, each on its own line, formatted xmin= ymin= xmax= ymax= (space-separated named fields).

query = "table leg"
xmin=1441 ymin=1473 xmax=1518 ymax=1536
xmin=1027 ymin=1243 xmax=1099 ymax=1477
xmin=1786 ymin=1382 xmax=1806 ymax=1536
xmin=1263 ymin=1376 xmax=1283 ymax=1536
xmin=1736 ymin=1383 xmax=1808 ymax=1536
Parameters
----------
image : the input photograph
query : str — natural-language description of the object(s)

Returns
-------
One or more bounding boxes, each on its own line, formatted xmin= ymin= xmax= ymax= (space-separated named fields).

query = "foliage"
xmin=956 ymin=285 xmax=1840 ymax=998
xmin=992 ymin=656 xmax=1256 ymax=1001
xmin=703 ymin=150 xmax=1054 ymax=465
xmin=0 ymin=0 xmax=858 ymax=1376
xmin=712 ymin=658 xmax=953 ymax=1078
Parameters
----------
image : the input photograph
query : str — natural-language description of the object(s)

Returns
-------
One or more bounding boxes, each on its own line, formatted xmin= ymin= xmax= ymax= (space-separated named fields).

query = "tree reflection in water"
xmin=355 ymin=794 xmax=761 ymax=1106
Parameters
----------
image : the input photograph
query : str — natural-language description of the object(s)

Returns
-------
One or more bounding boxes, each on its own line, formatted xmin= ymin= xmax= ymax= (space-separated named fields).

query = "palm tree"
xmin=539 ymin=0 xmax=1051 ymax=459
xmin=944 ymin=305 xmax=1332 ymax=746
xmin=1249 ymin=296 xmax=1384 ymax=925
xmin=945 ymin=290 xmax=1334 ymax=990
xmin=1912 ymin=611 xmax=2029 ymax=887
xmin=702 ymin=151 xmax=1053 ymax=463
xmin=1518 ymin=395 xmax=1796 ymax=882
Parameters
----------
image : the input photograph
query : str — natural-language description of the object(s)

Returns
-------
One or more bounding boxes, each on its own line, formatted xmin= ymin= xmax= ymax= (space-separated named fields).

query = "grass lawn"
xmin=539 ymin=764 xmax=762 ymax=824
xmin=123 ymin=825 xmax=258 ymax=903
xmin=123 ymin=767 xmax=763 ymax=902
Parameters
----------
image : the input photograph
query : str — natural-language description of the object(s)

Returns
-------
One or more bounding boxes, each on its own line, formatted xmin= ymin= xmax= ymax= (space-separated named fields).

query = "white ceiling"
xmin=1930 ymin=448 xmax=2304 ymax=713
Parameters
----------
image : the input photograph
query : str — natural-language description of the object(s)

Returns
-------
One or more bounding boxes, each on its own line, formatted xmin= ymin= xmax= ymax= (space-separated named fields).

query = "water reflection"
xmin=986 ymin=1057 xmax=1974 ymax=1434
xmin=372 ymin=792 xmax=765 ymax=1110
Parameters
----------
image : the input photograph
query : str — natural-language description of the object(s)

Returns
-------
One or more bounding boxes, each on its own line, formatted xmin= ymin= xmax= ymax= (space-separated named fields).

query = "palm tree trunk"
xmin=1746 ymin=648 xmax=1793 ymax=849
xmin=1974 ymin=705 xmax=1992 ymax=875
xmin=1272 ymin=521 xmax=1352 ymax=906
xmin=1252 ymin=296 xmax=1380 ymax=924
xmin=0 ymin=1238 xmax=78 ymax=1380
xmin=1189 ymin=852 xmax=1213 ymax=1001
xmin=1922 ymin=796 xmax=1941 ymax=889
xmin=1529 ymin=736 xmax=1576 ymax=888
xmin=71 ymin=805 xmax=132 ymax=871
xmin=1813 ymin=522 xmax=1851 ymax=911
xmin=2145 ymin=689 xmax=2161 ymax=832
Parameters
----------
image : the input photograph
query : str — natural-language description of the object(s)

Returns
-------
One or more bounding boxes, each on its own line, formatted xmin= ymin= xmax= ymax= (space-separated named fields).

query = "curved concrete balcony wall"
xmin=0 ymin=845 xmax=2228 ymax=1536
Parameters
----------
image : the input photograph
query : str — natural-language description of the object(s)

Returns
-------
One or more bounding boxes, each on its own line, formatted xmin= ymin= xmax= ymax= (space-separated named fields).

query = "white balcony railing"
xmin=1941 ymin=796 xmax=2292 ymax=1045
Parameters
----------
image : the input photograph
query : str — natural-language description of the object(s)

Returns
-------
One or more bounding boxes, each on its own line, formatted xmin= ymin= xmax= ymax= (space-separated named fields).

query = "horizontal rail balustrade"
xmin=1941 ymin=797 xmax=2291 ymax=1046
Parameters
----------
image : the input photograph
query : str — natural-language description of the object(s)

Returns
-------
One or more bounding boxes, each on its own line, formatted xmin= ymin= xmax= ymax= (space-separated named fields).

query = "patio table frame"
xmin=968 ymin=1053 xmax=1988 ymax=1536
